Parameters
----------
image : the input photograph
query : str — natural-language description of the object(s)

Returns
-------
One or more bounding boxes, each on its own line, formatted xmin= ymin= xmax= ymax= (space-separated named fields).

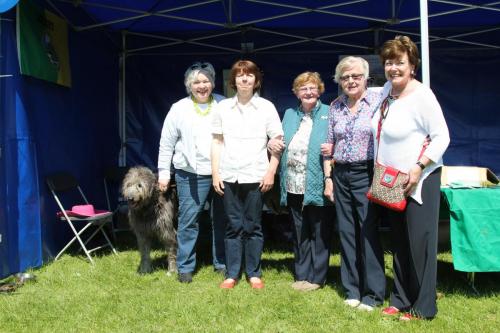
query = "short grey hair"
xmin=333 ymin=56 xmax=369 ymax=83
xmin=184 ymin=62 xmax=216 ymax=94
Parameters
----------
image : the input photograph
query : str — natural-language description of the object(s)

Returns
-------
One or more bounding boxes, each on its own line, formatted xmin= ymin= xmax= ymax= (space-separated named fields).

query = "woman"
xmin=374 ymin=36 xmax=449 ymax=320
xmin=276 ymin=72 xmax=333 ymax=291
xmin=158 ymin=62 xmax=227 ymax=283
xmin=322 ymin=56 xmax=386 ymax=310
xmin=211 ymin=60 xmax=283 ymax=289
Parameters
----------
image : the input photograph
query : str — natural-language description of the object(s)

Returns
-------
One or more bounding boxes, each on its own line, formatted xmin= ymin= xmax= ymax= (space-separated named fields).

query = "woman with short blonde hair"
xmin=322 ymin=56 xmax=386 ymax=310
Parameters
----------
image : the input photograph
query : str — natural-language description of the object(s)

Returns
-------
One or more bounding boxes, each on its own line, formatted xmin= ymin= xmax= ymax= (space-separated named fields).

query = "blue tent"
xmin=1 ymin=0 xmax=499 ymax=278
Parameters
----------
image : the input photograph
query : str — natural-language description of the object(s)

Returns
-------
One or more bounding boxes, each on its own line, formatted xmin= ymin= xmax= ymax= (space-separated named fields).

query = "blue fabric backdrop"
xmin=124 ymin=51 xmax=500 ymax=175
xmin=1 ymin=18 xmax=42 ymax=277
xmin=1 ymin=15 xmax=119 ymax=278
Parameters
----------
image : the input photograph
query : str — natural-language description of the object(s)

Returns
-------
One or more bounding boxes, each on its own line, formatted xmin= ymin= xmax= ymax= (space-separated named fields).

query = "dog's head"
xmin=121 ymin=166 xmax=158 ymax=209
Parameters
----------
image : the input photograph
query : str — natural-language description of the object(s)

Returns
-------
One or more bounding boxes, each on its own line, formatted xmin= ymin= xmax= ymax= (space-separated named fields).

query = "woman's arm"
xmin=405 ymin=89 xmax=450 ymax=196
xmin=419 ymin=89 xmax=450 ymax=163
xmin=323 ymin=159 xmax=335 ymax=202
xmin=158 ymin=106 xmax=180 ymax=190
xmin=211 ymin=134 xmax=225 ymax=195
xmin=260 ymin=142 xmax=280 ymax=193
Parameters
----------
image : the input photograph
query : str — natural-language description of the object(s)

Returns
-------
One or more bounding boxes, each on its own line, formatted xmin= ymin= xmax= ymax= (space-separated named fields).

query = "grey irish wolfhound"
xmin=121 ymin=166 xmax=177 ymax=274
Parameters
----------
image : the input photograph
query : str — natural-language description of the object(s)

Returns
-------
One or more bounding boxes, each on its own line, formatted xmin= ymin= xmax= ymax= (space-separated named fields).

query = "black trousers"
xmin=222 ymin=182 xmax=264 ymax=280
xmin=333 ymin=161 xmax=385 ymax=306
xmin=287 ymin=193 xmax=333 ymax=285
xmin=386 ymin=168 xmax=441 ymax=319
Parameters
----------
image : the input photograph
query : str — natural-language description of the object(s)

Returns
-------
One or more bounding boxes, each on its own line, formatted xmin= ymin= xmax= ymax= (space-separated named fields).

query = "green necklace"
xmin=192 ymin=95 xmax=214 ymax=116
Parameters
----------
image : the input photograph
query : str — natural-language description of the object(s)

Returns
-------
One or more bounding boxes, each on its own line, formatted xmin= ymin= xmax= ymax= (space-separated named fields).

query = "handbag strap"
xmin=375 ymin=96 xmax=428 ymax=163
xmin=374 ymin=96 xmax=390 ymax=162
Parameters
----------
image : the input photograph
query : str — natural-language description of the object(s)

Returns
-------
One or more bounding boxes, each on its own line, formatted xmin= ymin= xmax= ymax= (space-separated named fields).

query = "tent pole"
xmin=420 ymin=0 xmax=430 ymax=87
xmin=119 ymin=31 xmax=127 ymax=166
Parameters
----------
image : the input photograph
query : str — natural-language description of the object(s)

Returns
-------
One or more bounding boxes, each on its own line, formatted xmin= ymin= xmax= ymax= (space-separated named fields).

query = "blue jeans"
xmin=222 ymin=182 xmax=264 ymax=279
xmin=175 ymin=169 xmax=226 ymax=273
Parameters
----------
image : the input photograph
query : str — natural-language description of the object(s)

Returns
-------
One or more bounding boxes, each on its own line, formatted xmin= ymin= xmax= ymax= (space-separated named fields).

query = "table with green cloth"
xmin=441 ymin=187 xmax=500 ymax=272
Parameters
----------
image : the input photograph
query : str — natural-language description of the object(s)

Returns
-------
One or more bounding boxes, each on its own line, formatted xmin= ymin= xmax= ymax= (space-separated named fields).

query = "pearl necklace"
xmin=192 ymin=95 xmax=213 ymax=116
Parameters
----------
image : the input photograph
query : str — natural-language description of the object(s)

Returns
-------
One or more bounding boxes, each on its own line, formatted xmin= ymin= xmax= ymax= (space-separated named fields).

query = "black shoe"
xmin=178 ymin=272 xmax=193 ymax=283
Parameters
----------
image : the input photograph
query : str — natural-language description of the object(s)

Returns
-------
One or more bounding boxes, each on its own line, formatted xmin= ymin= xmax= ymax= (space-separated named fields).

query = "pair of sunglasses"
xmin=190 ymin=62 xmax=210 ymax=70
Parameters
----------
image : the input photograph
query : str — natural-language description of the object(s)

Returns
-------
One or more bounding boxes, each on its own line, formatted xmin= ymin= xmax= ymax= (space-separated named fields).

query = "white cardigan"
xmin=372 ymin=82 xmax=450 ymax=204
xmin=158 ymin=94 xmax=224 ymax=181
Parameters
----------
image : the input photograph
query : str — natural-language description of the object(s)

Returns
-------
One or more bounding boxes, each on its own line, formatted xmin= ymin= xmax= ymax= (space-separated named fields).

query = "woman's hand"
xmin=320 ymin=143 xmax=333 ymax=157
xmin=260 ymin=171 xmax=275 ymax=193
xmin=267 ymin=137 xmax=285 ymax=154
xmin=404 ymin=165 xmax=423 ymax=196
xmin=158 ymin=179 xmax=170 ymax=192
xmin=324 ymin=178 xmax=335 ymax=203
xmin=212 ymin=173 xmax=225 ymax=196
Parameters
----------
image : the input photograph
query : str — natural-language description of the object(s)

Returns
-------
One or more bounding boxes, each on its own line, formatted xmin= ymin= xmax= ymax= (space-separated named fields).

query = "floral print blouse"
xmin=286 ymin=113 xmax=313 ymax=194
xmin=326 ymin=89 xmax=382 ymax=163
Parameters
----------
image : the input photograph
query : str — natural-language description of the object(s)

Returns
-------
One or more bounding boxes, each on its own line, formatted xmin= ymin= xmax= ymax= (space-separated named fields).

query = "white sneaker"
xmin=357 ymin=303 xmax=375 ymax=312
xmin=291 ymin=281 xmax=306 ymax=290
xmin=344 ymin=299 xmax=360 ymax=308
xmin=298 ymin=282 xmax=321 ymax=292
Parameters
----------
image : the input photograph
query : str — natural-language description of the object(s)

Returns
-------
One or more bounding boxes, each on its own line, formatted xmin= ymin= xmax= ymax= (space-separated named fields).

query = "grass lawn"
xmin=1 ymin=229 xmax=499 ymax=333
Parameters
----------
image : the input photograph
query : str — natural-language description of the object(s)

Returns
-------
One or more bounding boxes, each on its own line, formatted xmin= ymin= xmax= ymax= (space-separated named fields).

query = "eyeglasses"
xmin=298 ymin=87 xmax=319 ymax=93
xmin=340 ymin=73 xmax=364 ymax=82
xmin=190 ymin=62 xmax=211 ymax=70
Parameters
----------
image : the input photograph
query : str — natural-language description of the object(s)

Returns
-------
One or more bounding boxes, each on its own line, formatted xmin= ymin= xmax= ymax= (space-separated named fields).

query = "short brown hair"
xmin=380 ymin=35 xmax=420 ymax=74
xmin=228 ymin=60 xmax=262 ymax=93
xmin=292 ymin=72 xmax=325 ymax=94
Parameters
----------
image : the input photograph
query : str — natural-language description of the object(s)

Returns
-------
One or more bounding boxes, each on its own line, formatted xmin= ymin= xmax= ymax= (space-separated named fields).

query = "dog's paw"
xmin=137 ymin=265 xmax=153 ymax=275
xmin=167 ymin=261 xmax=178 ymax=275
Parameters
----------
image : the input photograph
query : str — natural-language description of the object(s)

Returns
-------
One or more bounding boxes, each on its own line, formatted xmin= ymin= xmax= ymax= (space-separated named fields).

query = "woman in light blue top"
xmin=158 ymin=62 xmax=227 ymax=283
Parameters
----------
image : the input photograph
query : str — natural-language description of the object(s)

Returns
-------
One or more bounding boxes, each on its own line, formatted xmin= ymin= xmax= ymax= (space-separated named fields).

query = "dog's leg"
xmin=136 ymin=233 xmax=152 ymax=274
xmin=166 ymin=242 xmax=178 ymax=275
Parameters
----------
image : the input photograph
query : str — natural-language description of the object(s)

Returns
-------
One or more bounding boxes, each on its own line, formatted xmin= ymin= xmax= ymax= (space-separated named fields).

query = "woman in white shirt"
xmin=211 ymin=60 xmax=283 ymax=289
xmin=158 ymin=62 xmax=227 ymax=283
xmin=372 ymin=36 xmax=450 ymax=320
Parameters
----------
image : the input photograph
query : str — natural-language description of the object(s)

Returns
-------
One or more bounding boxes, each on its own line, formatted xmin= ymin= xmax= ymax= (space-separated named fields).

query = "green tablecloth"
xmin=441 ymin=187 xmax=500 ymax=272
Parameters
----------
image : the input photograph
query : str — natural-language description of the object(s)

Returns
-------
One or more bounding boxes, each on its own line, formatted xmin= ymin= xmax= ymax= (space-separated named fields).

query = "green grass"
xmin=1 ymin=234 xmax=499 ymax=333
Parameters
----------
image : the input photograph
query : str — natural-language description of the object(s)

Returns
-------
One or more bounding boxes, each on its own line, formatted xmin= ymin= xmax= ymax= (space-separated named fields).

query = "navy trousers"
xmin=222 ymin=181 xmax=264 ymax=280
xmin=333 ymin=161 xmax=385 ymax=306
xmin=288 ymin=193 xmax=333 ymax=285
xmin=386 ymin=168 xmax=441 ymax=319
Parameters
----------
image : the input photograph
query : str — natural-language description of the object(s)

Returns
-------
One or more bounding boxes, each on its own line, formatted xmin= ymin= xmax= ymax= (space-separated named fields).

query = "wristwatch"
xmin=416 ymin=161 xmax=426 ymax=170
xmin=324 ymin=175 xmax=332 ymax=182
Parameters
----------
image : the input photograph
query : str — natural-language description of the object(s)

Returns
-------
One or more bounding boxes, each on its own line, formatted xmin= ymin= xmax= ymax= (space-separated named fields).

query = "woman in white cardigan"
xmin=158 ymin=62 xmax=226 ymax=283
xmin=372 ymin=36 xmax=450 ymax=321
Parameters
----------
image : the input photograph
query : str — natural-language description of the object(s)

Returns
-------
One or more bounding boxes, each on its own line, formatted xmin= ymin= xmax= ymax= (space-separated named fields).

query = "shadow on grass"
xmin=437 ymin=259 xmax=500 ymax=297
xmin=96 ymin=212 xmax=499 ymax=299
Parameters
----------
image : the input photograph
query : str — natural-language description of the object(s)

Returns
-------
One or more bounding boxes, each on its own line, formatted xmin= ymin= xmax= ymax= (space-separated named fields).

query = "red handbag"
xmin=367 ymin=162 xmax=408 ymax=212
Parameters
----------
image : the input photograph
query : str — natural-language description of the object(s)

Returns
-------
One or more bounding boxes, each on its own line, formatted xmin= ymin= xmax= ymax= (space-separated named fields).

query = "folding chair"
xmin=103 ymin=166 xmax=130 ymax=239
xmin=46 ymin=172 xmax=117 ymax=264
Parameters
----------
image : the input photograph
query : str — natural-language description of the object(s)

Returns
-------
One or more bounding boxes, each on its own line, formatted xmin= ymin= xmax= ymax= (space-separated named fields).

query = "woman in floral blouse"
xmin=322 ymin=56 xmax=385 ymax=310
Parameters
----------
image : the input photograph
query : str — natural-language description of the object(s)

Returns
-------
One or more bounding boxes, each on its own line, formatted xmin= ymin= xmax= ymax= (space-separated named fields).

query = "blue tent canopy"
xmin=1 ymin=0 xmax=499 ymax=278
xmin=52 ymin=1 xmax=500 ymax=52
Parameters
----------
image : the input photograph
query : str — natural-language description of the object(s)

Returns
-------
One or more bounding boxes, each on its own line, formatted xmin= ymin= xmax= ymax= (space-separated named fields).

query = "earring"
xmin=411 ymin=70 xmax=415 ymax=76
